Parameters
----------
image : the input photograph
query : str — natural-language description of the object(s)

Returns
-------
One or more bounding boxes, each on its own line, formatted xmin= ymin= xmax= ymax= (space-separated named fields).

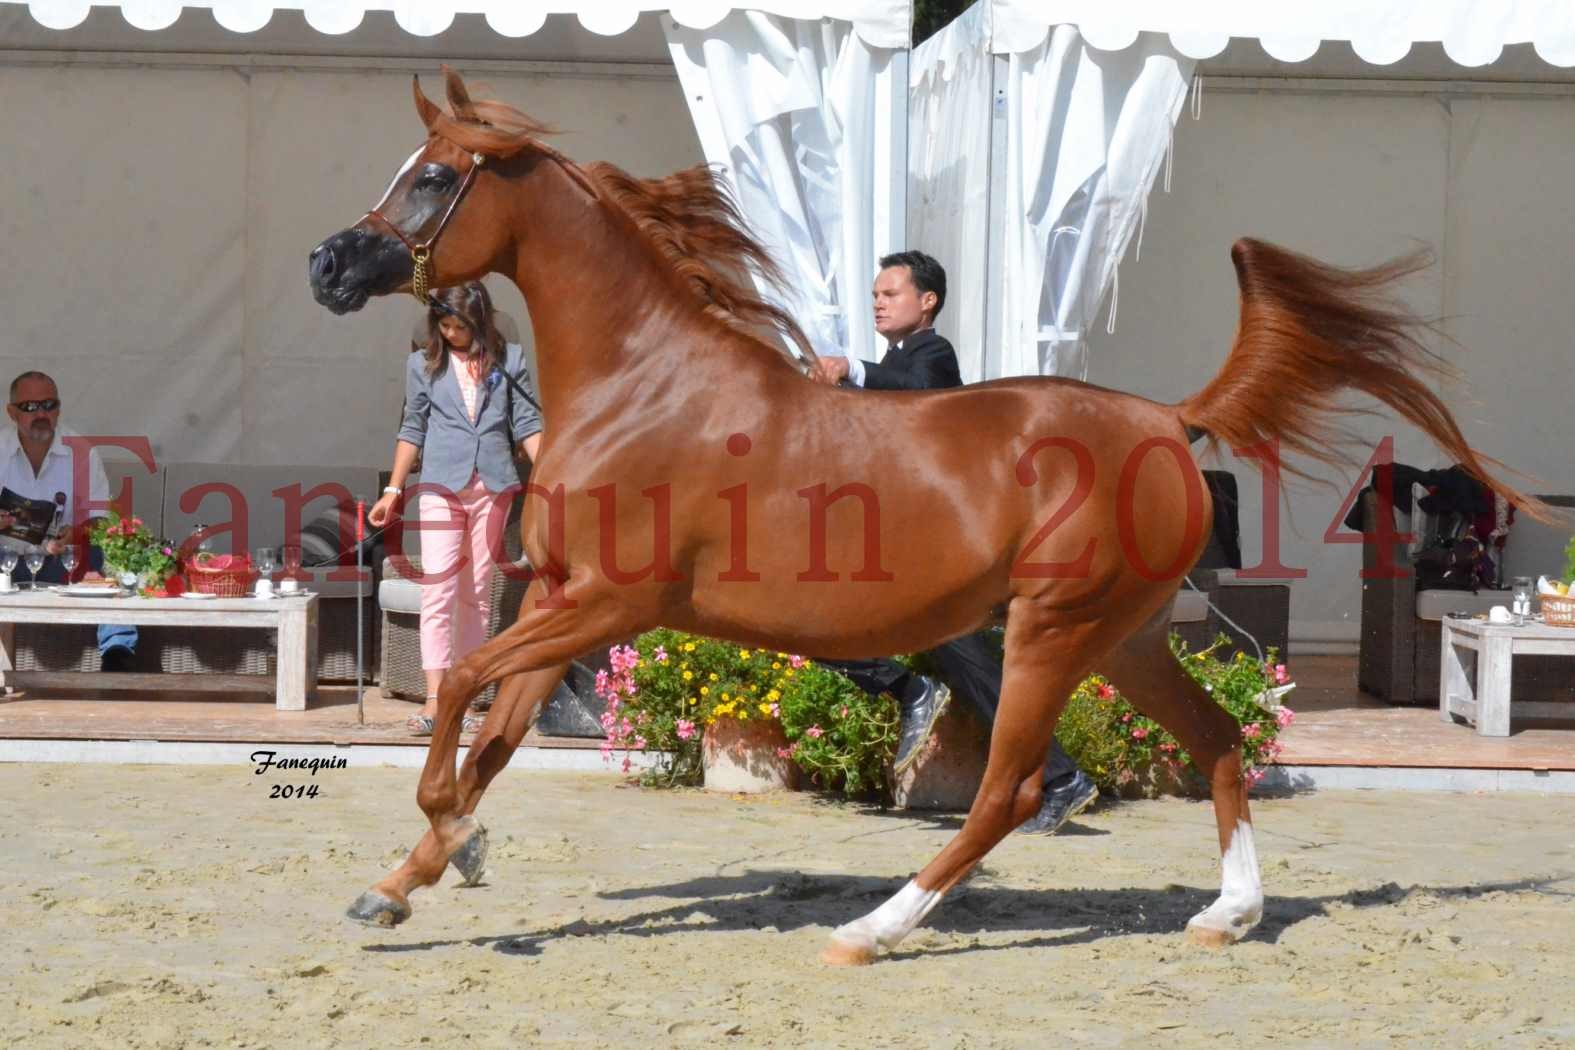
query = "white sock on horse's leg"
xmin=828 ymin=879 xmax=943 ymax=957
xmin=1188 ymin=819 xmax=1263 ymax=941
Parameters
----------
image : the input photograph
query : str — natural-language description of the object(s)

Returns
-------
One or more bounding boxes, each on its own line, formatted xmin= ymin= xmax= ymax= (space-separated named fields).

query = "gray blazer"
xmin=398 ymin=343 xmax=543 ymax=493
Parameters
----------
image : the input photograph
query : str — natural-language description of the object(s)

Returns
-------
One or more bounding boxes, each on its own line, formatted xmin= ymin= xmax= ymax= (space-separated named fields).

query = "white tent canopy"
xmin=991 ymin=1 xmax=1575 ymax=67
xmin=10 ymin=1 xmax=911 ymax=45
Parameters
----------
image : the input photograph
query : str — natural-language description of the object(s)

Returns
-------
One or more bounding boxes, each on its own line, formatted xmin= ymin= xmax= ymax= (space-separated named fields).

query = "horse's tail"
xmin=1176 ymin=238 xmax=1554 ymax=522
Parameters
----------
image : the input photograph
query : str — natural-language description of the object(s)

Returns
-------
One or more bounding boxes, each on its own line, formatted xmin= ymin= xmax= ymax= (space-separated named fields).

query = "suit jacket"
xmin=398 ymin=342 xmax=542 ymax=493
xmin=860 ymin=328 xmax=962 ymax=390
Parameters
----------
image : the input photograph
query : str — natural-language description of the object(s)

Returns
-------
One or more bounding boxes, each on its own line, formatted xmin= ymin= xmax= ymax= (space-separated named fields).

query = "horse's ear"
xmin=412 ymin=75 xmax=441 ymax=131
xmin=442 ymin=65 xmax=474 ymax=119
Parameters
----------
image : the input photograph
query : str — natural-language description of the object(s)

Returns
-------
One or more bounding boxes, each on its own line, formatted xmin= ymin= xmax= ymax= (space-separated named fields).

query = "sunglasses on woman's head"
xmin=12 ymin=399 xmax=59 ymax=413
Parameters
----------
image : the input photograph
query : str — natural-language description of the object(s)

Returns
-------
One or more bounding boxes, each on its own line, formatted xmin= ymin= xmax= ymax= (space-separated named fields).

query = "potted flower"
xmin=86 ymin=510 xmax=180 ymax=594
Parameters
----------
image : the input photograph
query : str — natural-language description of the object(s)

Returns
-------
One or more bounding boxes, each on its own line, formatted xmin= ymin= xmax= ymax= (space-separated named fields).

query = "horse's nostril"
xmin=309 ymin=244 xmax=337 ymax=283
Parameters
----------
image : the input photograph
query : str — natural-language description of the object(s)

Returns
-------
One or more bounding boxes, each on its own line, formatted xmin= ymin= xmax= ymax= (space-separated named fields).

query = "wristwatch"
xmin=383 ymin=485 xmax=402 ymax=496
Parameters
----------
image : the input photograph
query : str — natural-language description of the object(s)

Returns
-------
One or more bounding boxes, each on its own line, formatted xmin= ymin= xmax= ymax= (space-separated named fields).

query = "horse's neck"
xmin=504 ymin=160 xmax=795 ymax=420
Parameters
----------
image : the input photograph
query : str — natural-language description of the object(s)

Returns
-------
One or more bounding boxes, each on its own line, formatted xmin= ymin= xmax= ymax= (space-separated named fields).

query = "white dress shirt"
xmin=0 ymin=424 xmax=111 ymax=551
xmin=842 ymin=327 xmax=933 ymax=388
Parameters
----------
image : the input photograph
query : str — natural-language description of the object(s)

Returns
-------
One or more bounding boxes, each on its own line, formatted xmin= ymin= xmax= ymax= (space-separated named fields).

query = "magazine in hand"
xmin=0 ymin=487 xmax=59 ymax=546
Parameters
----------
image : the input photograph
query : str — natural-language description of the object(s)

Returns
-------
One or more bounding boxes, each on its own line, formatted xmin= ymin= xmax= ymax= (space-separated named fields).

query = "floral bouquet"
xmin=86 ymin=509 xmax=180 ymax=592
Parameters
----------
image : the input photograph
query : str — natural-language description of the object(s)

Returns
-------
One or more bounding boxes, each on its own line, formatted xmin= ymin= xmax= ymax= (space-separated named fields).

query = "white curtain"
xmin=666 ymin=11 xmax=908 ymax=363
xmin=908 ymin=1 xmax=994 ymax=382
xmin=1000 ymin=26 xmax=1192 ymax=379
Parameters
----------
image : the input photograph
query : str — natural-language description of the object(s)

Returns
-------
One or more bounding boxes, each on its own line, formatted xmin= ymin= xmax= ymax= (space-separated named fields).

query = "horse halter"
xmin=364 ymin=149 xmax=486 ymax=302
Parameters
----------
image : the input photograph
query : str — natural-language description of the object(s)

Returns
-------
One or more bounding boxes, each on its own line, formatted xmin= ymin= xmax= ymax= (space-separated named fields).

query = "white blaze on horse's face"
xmin=374 ymin=146 xmax=427 ymax=213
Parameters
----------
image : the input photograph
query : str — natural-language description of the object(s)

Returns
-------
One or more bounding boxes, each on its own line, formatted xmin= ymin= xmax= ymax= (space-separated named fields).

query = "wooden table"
xmin=0 ymin=590 xmax=319 ymax=710
xmin=1439 ymin=615 xmax=1575 ymax=736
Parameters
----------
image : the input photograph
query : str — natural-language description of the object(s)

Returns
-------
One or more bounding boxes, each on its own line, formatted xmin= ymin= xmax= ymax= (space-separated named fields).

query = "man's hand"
xmin=44 ymin=538 xmax=65 ymax=558
xmin=814 ymin=356 xmax=851 ymax=385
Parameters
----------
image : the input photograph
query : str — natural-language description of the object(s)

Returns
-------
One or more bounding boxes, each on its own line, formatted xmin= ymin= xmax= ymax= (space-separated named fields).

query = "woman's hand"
xmin=368 ymin=492 xmax=401 ymax=528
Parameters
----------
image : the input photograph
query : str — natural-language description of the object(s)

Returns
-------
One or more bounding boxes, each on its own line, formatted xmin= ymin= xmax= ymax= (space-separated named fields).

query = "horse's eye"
xmin=415 ymin=171 xmax=452 ymax=192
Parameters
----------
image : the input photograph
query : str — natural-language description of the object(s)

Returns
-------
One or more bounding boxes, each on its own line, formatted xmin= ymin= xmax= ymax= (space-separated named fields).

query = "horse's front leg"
xmin=346 ymin=576 xmax=635 ymax=928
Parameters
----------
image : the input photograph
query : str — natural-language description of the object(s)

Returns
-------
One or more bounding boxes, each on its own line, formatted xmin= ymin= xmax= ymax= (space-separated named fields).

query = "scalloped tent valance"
xmin=7 ymin=1 xmax=912 ymax=47
xmin=990 ymin=0 xmax=1575 ymax=67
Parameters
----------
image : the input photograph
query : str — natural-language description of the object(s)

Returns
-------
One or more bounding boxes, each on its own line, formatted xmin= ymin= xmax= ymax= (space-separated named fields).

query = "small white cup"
xmin=1488 ymin=605 xmax=1513 ymax=624
xmin=279 ymin=578 xmax=300 ymax=595
xmin=0 ymin=573 xmax=13 ymax=593
xmin=255 ymin=578 xmax=274 ymax=599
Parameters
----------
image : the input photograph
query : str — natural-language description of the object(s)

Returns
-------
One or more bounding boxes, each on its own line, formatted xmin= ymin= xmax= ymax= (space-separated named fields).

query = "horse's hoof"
xmin=448 ymin=820 xmax=489 ymax=887
xmin=820 ymin=938 xmax=878 ymax=967
xmin=345 ymin=891 xmax=411 ymax=928
xmin=1184 ymin=922 xmax=1238 ymax=949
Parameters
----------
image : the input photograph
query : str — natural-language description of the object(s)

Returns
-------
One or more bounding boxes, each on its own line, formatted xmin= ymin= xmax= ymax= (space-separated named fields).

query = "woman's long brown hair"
xmin=422 ymin=281 xmax=505 ymax=379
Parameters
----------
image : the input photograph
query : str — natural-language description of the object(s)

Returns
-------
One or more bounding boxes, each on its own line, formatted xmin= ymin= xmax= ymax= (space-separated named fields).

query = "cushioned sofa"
xmin=14 ymin=460 xmax=378 ymax=682
xmin=1358 ymin=490 xmax=1575 ymax=705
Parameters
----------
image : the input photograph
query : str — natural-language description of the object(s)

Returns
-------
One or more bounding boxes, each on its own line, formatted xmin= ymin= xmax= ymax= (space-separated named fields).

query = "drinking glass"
xmin=256 ymin=547 xmax=278 ymax=582
xmin=60 ymin=544 xmax=79 ymax=580
xmin=1512 ymin=576 xmax=1534 ymax=625
xmin=281 ymin=544 xmax=303 ymax=579
xmin=24 ymin=546 xmax=45 ymax=589
xmin=0 ymin=548 xmax=18 ymax=576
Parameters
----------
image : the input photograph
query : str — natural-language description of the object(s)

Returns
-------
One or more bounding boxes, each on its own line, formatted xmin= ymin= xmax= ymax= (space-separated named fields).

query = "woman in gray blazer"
xmin=368 ymin=283 xmax=543 ymax=735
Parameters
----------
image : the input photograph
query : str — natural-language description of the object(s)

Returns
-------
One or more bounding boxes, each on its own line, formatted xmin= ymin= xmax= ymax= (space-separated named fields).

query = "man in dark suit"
xmin=812 ymin=251 xmax=1098 ymax=835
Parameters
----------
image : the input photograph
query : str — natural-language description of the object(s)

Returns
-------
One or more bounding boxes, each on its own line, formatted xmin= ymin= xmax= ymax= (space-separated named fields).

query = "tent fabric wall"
xmin=0 ymin=56 xmax=705 ymax=470
xmin=1083 ymin=84 xmax=1575 ymax=651
xmin=666 ymin=10 xmax=908 ymax=364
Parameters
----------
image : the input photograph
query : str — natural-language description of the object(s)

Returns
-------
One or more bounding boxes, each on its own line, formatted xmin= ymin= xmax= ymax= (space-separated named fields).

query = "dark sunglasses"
xmin=12 ymin=399 xmax=60 ymax=413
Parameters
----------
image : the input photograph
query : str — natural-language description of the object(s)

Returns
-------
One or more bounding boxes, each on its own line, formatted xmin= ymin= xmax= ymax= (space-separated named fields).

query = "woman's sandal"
xmin=406 ymin=713 xmax=484 ymax=736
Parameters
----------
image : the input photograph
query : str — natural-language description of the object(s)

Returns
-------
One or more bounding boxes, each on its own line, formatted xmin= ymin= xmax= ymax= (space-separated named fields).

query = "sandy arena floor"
xmin=1 ymin=763 xmax=1572 ymax=1049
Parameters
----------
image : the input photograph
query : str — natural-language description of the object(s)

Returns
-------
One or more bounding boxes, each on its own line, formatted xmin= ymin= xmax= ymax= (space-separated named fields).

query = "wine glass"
xmin=60 ymin=544 xmax=79 ymax=581
xmin=0 ymin=547 xmax=17 ymax=590
xmin=281 ymin=544 xmax=303 ymax=580
xmin=256 ymin=547 xmax=278 ymax=595
xmin=24 ymin=546 xmax=45 ymax=589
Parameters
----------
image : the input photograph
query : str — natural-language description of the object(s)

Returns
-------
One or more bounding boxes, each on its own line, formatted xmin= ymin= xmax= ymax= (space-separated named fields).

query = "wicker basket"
xmin=186 ymin=557 xmax=257 ymax=598
xmin=1540 ymin=592 xmax=1575 ymax=628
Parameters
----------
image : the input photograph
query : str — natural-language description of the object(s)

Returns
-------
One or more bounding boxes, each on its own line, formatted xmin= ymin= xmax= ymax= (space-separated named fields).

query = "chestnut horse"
xmin=308 ymin=70 xmax=1543 ymax=964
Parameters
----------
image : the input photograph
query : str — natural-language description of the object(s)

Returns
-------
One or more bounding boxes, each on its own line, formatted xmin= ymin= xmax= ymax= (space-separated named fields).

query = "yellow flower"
xmin=758 ymin=703 xmax=772 ymax=716
xmin=689 ymin=698 xmax=697 ymax=706
xmin=740 ymin=649 xmax=751 ymax=659
xmin=748 ymin=685 xmax=759 ymax=693
xmin=708 ymin=672 xmax=719 ymax=682
xmin=637 ymin=659 xmax=645 ymax=668
xmin=766 ymin=689 xmax=780 ymax=702
xmin=785 ymin=669 xmax=796 ymax=678
xmin=700 ymin=686 xmax=710 ymax=696
xmin=772 ymin=662 xmax=781 ymax=670
xmin=683 ymin=642 xmax=696 ymax=653
xmin=721 ymin=693 xmax=730 ymax=702
xmin=682 ymin=670 xmax=694 ymax=681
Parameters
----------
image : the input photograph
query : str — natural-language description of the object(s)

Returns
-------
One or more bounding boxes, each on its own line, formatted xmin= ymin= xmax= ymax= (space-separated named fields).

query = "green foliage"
xmin=1563 ymin=534 xmax=1575 ymax=584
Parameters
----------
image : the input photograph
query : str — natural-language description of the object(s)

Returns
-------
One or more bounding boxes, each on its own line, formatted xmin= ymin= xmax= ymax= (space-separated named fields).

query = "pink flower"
xmin=1096 ymin=684 xmax=1116 ymax=701
xmin=806 ymin=725 xmax=823 ymax=739
xmin=653 ymin=645 xmax=668 ymax=663
xmin=599 ymin=741 xmax=612 ymax=760
xmin=1275 ymin=706 xmax=1296 ymax=729
xmin=775 ymin=746 xmax=792 ymax=759
xmin=1273 ymin=663 xmax=1290 ymax=685
xmin=675 ymin=719 xmax=696 ymax=741
xmin=769 ymin=703 xmax=780 ymax=717
xmin=1131 ymin=727 xmax=1148 ymax=740
xmin=1120 ymin=713 xmax=1132 ymax=724
xmin=788 ymin=655 xmax=805 ymax=669
xmin=1242 ymin=723 xmax=1262 ymax=739
xmin=621 ymin=756 xmax=632 ymax=773
xmin=1158 ymin=743 xmax=1177 ymax=754
xmin=634 ymin=736 xmax=647 ymax=750
xmin=599 ymin=712 xmax=616 ymax=731
xmin=1245 ymin=768 xmax=1265 ymax=786
xmin=594 ymin=669 xmax=610 ymax=697
xmin=837 ymin=705 xmax=849 ymax=719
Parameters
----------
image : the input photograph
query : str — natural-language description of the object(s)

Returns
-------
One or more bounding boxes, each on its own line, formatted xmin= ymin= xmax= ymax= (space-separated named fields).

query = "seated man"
xmin=0 ymin=371 xmax=138 ymax=670
xmin=814 ymin=251 xmax=1097 ymax=834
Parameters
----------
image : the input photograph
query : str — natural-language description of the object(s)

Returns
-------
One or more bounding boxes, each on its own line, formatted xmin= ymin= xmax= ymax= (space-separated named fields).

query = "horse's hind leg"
xmin=346 ymin=664 xmax=567 ymax=926
xmin=1106 ymin=621 xmax=1261 ymax=946
xmin=822 ymin=601 xmax=1105 ymax=965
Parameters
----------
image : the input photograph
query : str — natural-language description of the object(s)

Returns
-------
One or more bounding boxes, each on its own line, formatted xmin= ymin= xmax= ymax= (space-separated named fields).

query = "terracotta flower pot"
xmin=701 ymin=717 xmax=797 ymax=793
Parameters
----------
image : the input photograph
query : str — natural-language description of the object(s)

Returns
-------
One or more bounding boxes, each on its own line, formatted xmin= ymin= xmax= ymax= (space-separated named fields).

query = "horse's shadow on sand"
xmin=362 ymin=871 xmax=1573 ymax=960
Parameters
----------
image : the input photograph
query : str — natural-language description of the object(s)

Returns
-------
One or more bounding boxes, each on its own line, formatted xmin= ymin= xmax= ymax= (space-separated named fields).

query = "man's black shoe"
xmin=100 ymin=646 xmax=136 ymax=673
xmin=1018 ymin=770 xmax=1098 ymax=835
xmin=892 ymin=677 xmax=951 ymax=776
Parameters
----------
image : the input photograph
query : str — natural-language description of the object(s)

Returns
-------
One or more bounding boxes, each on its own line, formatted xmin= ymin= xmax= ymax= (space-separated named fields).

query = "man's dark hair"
xmin=9 ymin=371 xmax=54 ymax=401
xmin=879 ymin=251 xmax=947 ymax=317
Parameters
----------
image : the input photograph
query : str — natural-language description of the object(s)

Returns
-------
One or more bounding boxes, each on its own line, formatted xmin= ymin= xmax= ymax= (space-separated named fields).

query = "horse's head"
xmin=308 ymin=69 xmax=536 ymax=314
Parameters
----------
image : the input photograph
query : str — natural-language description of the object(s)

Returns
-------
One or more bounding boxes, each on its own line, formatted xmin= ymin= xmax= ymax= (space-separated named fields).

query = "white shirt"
xmin=843 ymin=327 xmax=932 ymax=388
xmin=0 ymin=424 xmax=111 ymax=551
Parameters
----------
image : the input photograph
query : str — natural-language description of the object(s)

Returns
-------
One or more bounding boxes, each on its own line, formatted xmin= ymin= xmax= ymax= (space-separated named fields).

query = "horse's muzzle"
xmin=308 ymin=227 xmax=406 ymax=314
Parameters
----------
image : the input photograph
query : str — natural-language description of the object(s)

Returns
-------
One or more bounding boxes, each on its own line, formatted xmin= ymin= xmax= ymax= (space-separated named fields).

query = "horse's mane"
xmin=423 ymin=69 xmax=815 ymax=368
